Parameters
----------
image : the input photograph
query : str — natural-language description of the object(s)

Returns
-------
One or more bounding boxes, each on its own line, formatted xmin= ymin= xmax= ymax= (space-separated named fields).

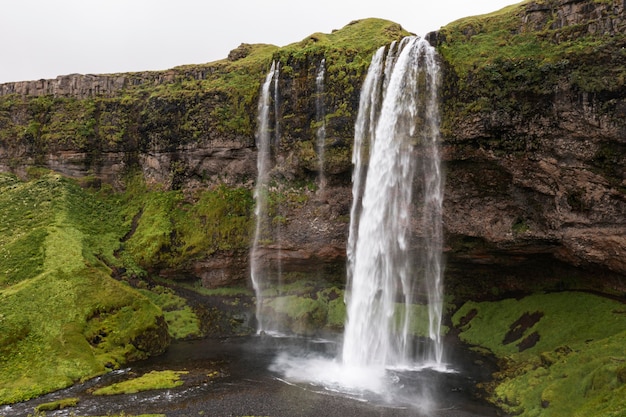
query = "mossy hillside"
xmin=120 ymin=176 xmax=254 ymax=270
xmin=452 ymin=292 xmax=626 ymax=416
xmin=138 ymin=286 xmax=201 ymax=340
xmin=439 ymin=0 xmax=626 ymax=85
xmin=0 ymin=173 xmax=169 ymax=405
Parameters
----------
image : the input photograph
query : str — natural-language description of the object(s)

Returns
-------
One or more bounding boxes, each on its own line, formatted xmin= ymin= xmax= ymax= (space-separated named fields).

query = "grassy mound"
xmin=0 ymin=173 xmax=169 ymax=405
xmin=92 ymin=370 xmax=188 ymax=396
xmin=453 ymin=292 xmax=626 ymax=416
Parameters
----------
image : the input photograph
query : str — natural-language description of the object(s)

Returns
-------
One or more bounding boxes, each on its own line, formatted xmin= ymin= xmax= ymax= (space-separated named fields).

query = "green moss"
xmin=120 ymin=177 xmax=254 ymax=269
xmin=0 ymin=173 xmax=167 ymax=405
xmin=453 ymin=292 xmax=626 ymax=416
xmin=92 ymin=370 xmax=187 ymax=395
xmin=438 ymin=0 xmax=626 ymax=136
xmin=35 ymin=397 xmax=79 ymax=412
xmin=493 ymin=331 xmax=626 ymax=416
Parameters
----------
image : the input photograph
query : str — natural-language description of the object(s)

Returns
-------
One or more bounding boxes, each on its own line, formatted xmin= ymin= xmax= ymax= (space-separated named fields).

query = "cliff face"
xmin=436 ymin=0 xmax=626 ymax=289
xmin=0 ymin=5 xmax=624 ymax=291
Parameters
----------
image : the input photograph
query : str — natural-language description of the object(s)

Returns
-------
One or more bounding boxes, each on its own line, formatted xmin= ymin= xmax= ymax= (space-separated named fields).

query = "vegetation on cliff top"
xmin=437 ymin=0 xmax=626 ymax=137
xmin=439 ymin=0 xmax=625 ymax=88
xmin=0 ymin=18 xmax=407 ymax=161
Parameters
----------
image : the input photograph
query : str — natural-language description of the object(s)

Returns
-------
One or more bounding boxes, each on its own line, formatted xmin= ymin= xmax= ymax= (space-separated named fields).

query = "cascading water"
xmin=250 ymin=61 xmax=279 ymax=334
xmin=343 ymin=36 xmax=443 ymax=369
xmin=271 ymin=36 xmax=446 ymax=412
xmin=315 ymin=59 xmax=327 ymax=189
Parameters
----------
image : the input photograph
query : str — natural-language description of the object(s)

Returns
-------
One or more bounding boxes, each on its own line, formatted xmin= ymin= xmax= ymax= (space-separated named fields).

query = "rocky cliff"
xmin=436 ymin=0 xmax=626 ymax=291
xmin=0 ymin=2 xmax=624 ymax=293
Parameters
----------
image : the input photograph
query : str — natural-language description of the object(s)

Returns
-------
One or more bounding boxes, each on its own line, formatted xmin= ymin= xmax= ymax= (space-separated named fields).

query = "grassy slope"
xmin=452 ymin=292 xmax=626 ymax=416
xmin=119 ymin=174 xmax=254 ymax=270
xmin=0 ymin=173 xmax=168 ymax=404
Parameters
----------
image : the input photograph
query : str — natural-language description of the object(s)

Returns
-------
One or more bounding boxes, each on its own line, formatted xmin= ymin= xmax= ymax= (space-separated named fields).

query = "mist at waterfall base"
xmin=251 ymin=36 xmax=453 ymax=412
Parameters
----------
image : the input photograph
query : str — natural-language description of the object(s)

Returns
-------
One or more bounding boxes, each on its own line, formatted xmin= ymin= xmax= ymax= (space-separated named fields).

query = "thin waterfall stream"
xmin=315 ymin=58 xmax=327 ymax=189
xmin=250 ymin=61 xmax=278 ymax=334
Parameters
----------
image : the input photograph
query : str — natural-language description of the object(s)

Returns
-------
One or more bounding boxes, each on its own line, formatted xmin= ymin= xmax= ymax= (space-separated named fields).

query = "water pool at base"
xmin=3 ymin=335 xmax=500 ymax=417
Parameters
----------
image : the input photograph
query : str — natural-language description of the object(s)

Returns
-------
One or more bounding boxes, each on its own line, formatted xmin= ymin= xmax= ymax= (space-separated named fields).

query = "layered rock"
xmin=436 ymin=0 xmax=626 ymax=287
xmin=0 ymin=7 xmax=624 ymax=290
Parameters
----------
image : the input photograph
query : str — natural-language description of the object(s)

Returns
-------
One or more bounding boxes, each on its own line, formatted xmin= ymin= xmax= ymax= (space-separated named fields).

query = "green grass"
xmin=494 ymin=331 xmax=626 ymax=416
xmin=34 ymin=397 xmax=79 ymax=412
xmin=0 ymin=173 xmax=167 ymax=405
xmin=120 ymin=175 xmax=254 ymax=270
xmin=452 ymin=291 xmax=626 ymax=416
xmin=92 ymin=370 xmax=187 ymax=395
xmin=139 ymin=285 xmax=202 ymax=339
xmin=437 ymin=0 xmax=626 ymax=136
xmin=453 ymin=292 xmax=626 ymax=359
xmin=439 ymin=0 xmax=625 ymax=83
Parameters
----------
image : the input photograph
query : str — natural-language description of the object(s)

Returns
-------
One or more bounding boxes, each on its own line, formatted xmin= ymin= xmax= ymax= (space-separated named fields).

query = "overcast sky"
xmin=0 ymin=0 xmax=520 ymax=84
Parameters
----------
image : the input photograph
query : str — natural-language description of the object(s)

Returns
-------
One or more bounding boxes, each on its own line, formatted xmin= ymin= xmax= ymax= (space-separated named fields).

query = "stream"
xmin=2 ymin=335 xmax=501 ymax=417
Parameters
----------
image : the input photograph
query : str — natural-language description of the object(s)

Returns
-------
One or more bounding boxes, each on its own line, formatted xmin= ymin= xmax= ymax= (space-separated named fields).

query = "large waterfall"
xmin=267 ymin=37 xmax=445 ymax=410
xmin=343 ymin=36 xmax=444 ymax=368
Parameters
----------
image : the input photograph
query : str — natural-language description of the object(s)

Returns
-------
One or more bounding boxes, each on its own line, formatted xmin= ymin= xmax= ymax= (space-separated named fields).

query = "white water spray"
xmin=251 ymin=61 xmax=279 ymax=333
xmin=343 ymin=36 xmax=443 ymax=368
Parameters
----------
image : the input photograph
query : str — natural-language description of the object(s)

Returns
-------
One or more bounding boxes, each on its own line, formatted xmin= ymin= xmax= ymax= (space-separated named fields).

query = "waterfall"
xmin=342 ymin=36 xmax=443 ymax=368
xmin=315 ymin=59 xmax=327 ymax=189
xmin=250 ymin=61 xmax=279 ymax=334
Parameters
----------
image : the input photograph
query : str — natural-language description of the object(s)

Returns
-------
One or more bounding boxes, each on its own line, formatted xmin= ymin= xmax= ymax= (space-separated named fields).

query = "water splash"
xmin=343 ymin=36 xmax=444 ymax=368
xmin=315 ymin=58 xmax=327 ymax=189
xmin=250 ymin=61 xmax=279 ymax=334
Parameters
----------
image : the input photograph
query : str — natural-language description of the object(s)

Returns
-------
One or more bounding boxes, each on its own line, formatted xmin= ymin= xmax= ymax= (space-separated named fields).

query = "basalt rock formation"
xmin=0 ymin=2 xmax=625 ymax=294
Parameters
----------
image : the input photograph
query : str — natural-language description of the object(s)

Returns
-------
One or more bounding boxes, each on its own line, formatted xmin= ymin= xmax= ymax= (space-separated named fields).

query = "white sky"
xmin=0 ymin=0 xmax=521 ymax=84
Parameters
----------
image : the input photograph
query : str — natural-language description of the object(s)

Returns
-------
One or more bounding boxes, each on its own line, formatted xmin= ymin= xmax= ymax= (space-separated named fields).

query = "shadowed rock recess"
xmin=0 ymin=0 xmax=625 ymax=411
